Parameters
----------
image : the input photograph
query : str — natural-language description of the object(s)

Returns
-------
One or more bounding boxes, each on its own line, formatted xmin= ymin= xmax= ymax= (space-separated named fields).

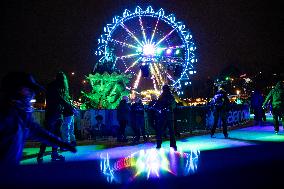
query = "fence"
xmin=32 ymin=104 xmax=250 ymax=140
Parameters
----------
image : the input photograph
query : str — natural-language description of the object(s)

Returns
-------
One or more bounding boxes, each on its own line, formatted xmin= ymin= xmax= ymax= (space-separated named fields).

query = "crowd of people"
xmin=0 ymin=70 xmax=283 ymax=166
xmin=81 ymin=82 xmax=283 ymax=149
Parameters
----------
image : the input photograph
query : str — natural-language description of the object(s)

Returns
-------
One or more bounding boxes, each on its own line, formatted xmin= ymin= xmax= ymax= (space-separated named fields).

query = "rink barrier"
xmin=32 ymin=104 xmax=250 ymax=139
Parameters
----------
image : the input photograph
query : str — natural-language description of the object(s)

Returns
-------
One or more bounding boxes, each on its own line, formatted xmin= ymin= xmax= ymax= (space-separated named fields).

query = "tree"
xmin=80 ymin=72 xmax=132 ymax=109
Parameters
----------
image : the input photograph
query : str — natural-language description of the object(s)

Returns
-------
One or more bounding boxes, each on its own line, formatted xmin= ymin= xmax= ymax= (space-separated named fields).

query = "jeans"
xmin=61 ymin=115 xmax=76 ymax=143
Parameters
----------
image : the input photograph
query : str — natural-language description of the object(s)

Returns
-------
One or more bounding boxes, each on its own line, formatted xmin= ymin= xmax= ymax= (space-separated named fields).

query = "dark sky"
xmin=2 ymin=0 xmax=283 ymax=91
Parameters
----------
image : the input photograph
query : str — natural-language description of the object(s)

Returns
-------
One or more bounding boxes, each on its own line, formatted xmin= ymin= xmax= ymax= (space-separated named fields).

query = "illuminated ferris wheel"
xmin=95 ymin=6 xmax=197 ymax=94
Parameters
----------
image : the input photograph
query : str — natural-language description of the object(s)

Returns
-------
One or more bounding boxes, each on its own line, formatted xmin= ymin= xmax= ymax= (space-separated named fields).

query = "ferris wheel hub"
xmin=143 ymin=44 xmax=156 ymax=56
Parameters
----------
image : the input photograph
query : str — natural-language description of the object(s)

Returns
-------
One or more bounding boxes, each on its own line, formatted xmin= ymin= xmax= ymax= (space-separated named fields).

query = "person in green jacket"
xmin=262 ymin=81 xmax=284 ymax=134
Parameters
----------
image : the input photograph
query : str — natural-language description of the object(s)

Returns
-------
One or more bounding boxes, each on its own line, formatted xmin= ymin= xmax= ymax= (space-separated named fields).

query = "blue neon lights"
xmin=95 ymin=6 xmax=197 ymax=90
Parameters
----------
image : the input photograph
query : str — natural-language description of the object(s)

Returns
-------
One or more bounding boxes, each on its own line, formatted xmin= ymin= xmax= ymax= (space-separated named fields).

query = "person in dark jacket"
xmin=155 ymin=85 xmax=177 ymax=151
xmin=147 ymin=94 xmax=158 ymax=133
xmin=262 ymin=81 xmax=284 ymax=134
xmin=250 ymin=89 xmax=265 ymax=125
xmin=130 ymin=97 xmax=147 ymax=143
xmin=37 ymin=71 xmax=75 ymax=163
xmin=210 ymin=86 xmax=230 ymax=138
xmin=116 ymin=96 xmax=130 ymax=142
xmin=0 ymin=71 xmax=76 ymax=165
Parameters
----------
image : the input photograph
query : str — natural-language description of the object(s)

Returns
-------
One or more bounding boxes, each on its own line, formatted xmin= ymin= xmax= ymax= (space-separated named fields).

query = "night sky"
xmin=2 ymin=0 xmax=283 ymax=97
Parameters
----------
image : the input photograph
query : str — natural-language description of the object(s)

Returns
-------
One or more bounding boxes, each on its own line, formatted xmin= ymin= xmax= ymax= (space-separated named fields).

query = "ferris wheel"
xmin=95 ymin=6 xmax=197 ymax=94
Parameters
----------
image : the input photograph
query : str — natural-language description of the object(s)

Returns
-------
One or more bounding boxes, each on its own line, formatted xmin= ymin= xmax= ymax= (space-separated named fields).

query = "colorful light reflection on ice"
xmin=134 ymin=148 xmax=171 ymax=179
xmin=100 ymin=147 xmax=200 ymax=184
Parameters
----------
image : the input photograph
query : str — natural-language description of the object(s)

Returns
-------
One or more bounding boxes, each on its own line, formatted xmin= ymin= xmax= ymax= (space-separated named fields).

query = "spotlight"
xmin=175 ymin=49 xmax=180 ymax=55
xmin=166 ymin=49 xmax=172 ymax=55
xmin=143 ymin=44 xmax=155 ymax=56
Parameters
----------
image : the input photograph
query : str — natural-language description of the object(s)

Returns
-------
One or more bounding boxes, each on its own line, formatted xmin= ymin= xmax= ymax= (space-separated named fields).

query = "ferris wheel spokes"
xmin=124 ymin=57 xmax=142 ymax=73
xmin=154 ymin=26 xmax=178 ymax=47
xmin=150 ymin=18 xmax=160 ymax=44
xmin=120 ymin=23 xmax=144 ymax=47
xmin=110 ymin=38 xmax=140 ymax=49
xmin=138 ymin=16 xmax=147 ymax=44
xmin=116 ymin=53 xmax=140 ymax=60
xmin=133 ymin=70 xmax=142 ymax=89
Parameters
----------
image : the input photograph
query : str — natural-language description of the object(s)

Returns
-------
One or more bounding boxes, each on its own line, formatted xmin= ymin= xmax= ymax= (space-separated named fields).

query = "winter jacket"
xmin=130 ymin=102 xmax=144 ymax=117
xmin=263 ymin=82 xmax=284 ymax=109
xmin=251 ymin=90 xmax=264 ymax=109
xmin=116 ymin=99 xmax=130 ymax=122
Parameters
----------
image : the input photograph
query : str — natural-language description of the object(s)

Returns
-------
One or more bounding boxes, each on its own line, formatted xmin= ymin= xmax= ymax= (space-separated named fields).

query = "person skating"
xmin=250 ymin=89 xmax=265 ymax=126
xmin=130 ymin=97 xmax=147 ymax=143
xmin=155 ymin=85 xmax=177 ymax=151
xmin=37 ymin=71 xmax=76 ymax=163
xmin=262 ymin=81 xmax=284 ymax=134
xmin=210 ymin=85 xmax=230 ymax=138
xmin=116 ymin=96 xmax=130 ymax=142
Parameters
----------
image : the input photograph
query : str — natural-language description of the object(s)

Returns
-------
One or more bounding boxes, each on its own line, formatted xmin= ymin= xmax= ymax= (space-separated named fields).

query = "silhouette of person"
xmin=147 ymin=94 xmax=158 ymax=135
xmin=210 ymin=85 xmax=230 ymax=138
xmin=250 ymin=89 xmax=265 ymax=125
xmin=37 ymin=71 xmax=75 ymax=163
xmin=155 ymin=85 xmax=177 ymax=151
xmin=60 ymin=73 xmax=77 ymax=149
xmin=116 ymin=96 xmax=130 ymax=142
xmin=130 ymin=97 xmax=147 ymax=143
xmin=0 ymin=71 xmax=76 ymax=165
xmin=262 ymin=81 xmax=284 ymax=134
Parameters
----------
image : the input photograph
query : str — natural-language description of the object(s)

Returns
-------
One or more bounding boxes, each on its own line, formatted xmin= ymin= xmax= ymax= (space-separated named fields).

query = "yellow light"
xmin=236 ymin=90 xmax=240 ymax=95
